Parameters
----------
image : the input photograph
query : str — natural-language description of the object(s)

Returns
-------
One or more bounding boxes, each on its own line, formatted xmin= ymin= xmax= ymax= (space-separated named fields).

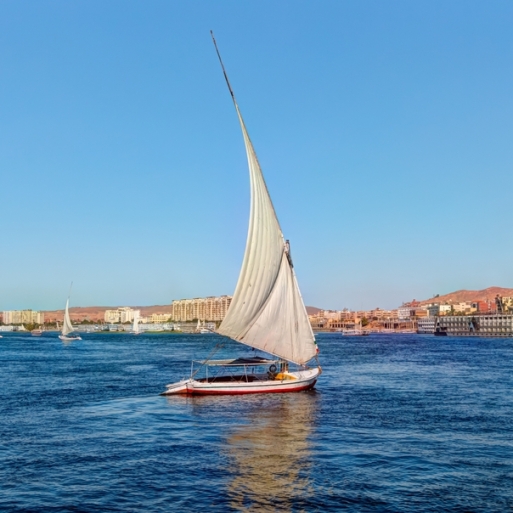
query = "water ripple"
xmin=0 ymin=332 xmax=512 ymax=511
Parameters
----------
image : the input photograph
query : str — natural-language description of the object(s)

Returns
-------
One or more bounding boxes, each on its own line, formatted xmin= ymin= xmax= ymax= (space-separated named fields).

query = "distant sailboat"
xmin=163 ymin=33 xmax=321 ymax=395
xmin=132 ymin=312 xmax=141 ymax=335
xmin=195 ymin=319 xmax=212 ymax=334
xmin=59 ymin=284 xmax=82 ymax=341
xmin=342 ymin=320 xmax=368 ymax=336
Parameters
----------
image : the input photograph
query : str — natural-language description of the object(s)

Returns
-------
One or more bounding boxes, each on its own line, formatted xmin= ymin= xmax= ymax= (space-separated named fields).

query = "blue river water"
xmin=1 ymin=331 xmax=512 ymax=512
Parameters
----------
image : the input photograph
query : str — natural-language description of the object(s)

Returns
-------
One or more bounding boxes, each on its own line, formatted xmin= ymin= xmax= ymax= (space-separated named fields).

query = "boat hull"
xmin=59 ymin=335 xmax=82 ymax=341
xmin=162 ymin=367 xmax=320 ymax=396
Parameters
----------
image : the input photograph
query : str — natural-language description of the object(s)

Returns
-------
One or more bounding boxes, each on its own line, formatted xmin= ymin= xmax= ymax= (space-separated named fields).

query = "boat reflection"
xmin=224 ymin=392 xmax=318 ymax=512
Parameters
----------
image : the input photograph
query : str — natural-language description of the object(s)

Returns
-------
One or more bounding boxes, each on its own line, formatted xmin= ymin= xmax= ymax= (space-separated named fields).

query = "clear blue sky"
xmin=1 ymin=1 xmax=512 ymax=311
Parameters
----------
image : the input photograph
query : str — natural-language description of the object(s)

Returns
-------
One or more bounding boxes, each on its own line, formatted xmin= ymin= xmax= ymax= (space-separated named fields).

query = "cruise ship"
xmin=433 ymin=314 xmax=513 ymax=337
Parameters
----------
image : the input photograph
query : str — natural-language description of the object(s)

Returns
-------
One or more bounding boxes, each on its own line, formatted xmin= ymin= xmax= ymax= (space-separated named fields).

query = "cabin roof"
xmin=194 ymin=357 xmax=277 ymax=367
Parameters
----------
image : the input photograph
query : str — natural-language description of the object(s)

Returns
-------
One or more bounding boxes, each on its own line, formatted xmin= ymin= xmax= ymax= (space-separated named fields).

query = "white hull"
xmin=162 ymin=367 xmax=320 ymax=396
xmin=341 ymin=329 xmax=369 ymax=336
xmin=59 ymin=335 xmax=82 ymax=341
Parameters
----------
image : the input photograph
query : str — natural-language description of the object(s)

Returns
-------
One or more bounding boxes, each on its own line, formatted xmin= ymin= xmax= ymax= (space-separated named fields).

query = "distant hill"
xmin=43 ymin=304 xmax=324 ymax=321
xmin=43 ymin=305 xmax=173 ymax=322
xmin=42 ymin=288 xmax=513 ymax=321
xmin=44 ymin=305 xmax=321 ymax=322
xmin=420 ymin=287 xmax=513 ymax=305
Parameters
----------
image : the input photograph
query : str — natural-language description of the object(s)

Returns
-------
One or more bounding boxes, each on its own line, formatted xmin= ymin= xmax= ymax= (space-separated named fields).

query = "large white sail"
xmin=62 ymin=298 xmax=74 ymax=336
xmin=213 ymin=45 xmax=317 ymax=365
xmin=133 ymin=313 xmax=139 ymax=334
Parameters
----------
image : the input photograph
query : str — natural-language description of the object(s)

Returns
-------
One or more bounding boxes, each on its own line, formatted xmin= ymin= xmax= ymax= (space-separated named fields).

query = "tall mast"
xmin=210 ymin=31 xmax=236 ymax=102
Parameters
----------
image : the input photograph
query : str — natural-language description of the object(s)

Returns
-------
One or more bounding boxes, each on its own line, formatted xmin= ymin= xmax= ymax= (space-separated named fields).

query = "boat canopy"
xmin=195 ymin=357 xmax=277 ymax=367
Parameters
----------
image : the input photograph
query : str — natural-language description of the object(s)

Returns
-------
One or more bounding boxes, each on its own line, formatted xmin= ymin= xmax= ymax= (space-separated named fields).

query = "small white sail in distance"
xmin=133 ymin=312 xmax=140 ymax=334
xmin=212 ymin=32 xmax=317 ymax=366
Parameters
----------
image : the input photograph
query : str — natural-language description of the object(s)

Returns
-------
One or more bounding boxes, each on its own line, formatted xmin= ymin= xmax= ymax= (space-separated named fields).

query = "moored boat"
xmin=194 ymin=319 xmax=213 ymax=334
xmin=341 ymin=320 xmax=369 ymax=336
xmin=166 ymin=358 xmax=319 ymax=396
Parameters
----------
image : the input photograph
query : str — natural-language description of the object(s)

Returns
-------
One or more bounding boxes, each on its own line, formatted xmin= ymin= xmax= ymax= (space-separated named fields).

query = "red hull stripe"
xmin=183 ymin=380 xmax=317 ymax=396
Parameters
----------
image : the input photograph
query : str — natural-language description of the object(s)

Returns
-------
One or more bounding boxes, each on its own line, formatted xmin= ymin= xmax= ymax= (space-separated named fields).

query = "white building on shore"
xmin=171 ymin=296 xmax=232 ymax=322
xmin=104 ymin=307 xmax=140 ymax=324
xmin=3 ymin=310 xmax=44 ymax=325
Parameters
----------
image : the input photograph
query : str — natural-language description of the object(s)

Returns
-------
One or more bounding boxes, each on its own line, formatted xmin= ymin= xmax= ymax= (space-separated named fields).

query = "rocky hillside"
xmin=43 ymin=304 xmax=324 ymax=322
xmin=41 ymin=287 xmax=513 ymax=322
xmin=43 ymin=305 xmax=174 ymax=322
xmin=420 ymin=286 xmax=513 ymax=305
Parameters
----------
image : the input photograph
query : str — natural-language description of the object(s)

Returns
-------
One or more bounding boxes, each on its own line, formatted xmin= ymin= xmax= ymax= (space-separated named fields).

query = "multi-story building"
xmin=472 ymin=300 xmax=492 ymax=313
xmin=451 ymin=302 xmax=475 ymax=314
xmin=171 ymin=296 xmax=232 ymax=322
xmin=368 ymin=308 xmax=397 ymax=320
xmin=398 ymin=301 xmax=428 ymax=320
xmin=104 ymin=307 xmax=140 ymax=324
xmin=120 ymin=307 xmax=139 ymax=323
xmin=320 ymin=310 xmax=340 ymax=320
xmin=104 ymin=310 xmax=121 ymax=323
xmin=171 ymin=299 xmax=193 ymax=322
xmin=2 ymin=310 xmax=44 ymax=325
xmin=339 ymin=309 xmax=355 ymax=321
xmin=427 ymin=304 xmax=440 ymax=317
xmin=398 ymin=302 xmax=412 ymax=319
xmin=148 ymin=313 xmax=171 ymax=323
xmin=309 ymin=315 xmax=327 ymax=330
xmin=424 ymin=304 xmax=452 ymax=316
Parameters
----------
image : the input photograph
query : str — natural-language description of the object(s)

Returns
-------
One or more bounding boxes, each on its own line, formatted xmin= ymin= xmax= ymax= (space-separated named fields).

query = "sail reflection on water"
xmin=224 ymin=393 xmax=317 ymax=511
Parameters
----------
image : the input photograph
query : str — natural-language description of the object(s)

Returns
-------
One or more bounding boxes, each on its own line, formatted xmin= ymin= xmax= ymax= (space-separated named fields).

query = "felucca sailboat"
xmin=163 ymin=33 xmax=321 ymax=395
xmin=59 ymin=285 xmax=82 ymax=341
